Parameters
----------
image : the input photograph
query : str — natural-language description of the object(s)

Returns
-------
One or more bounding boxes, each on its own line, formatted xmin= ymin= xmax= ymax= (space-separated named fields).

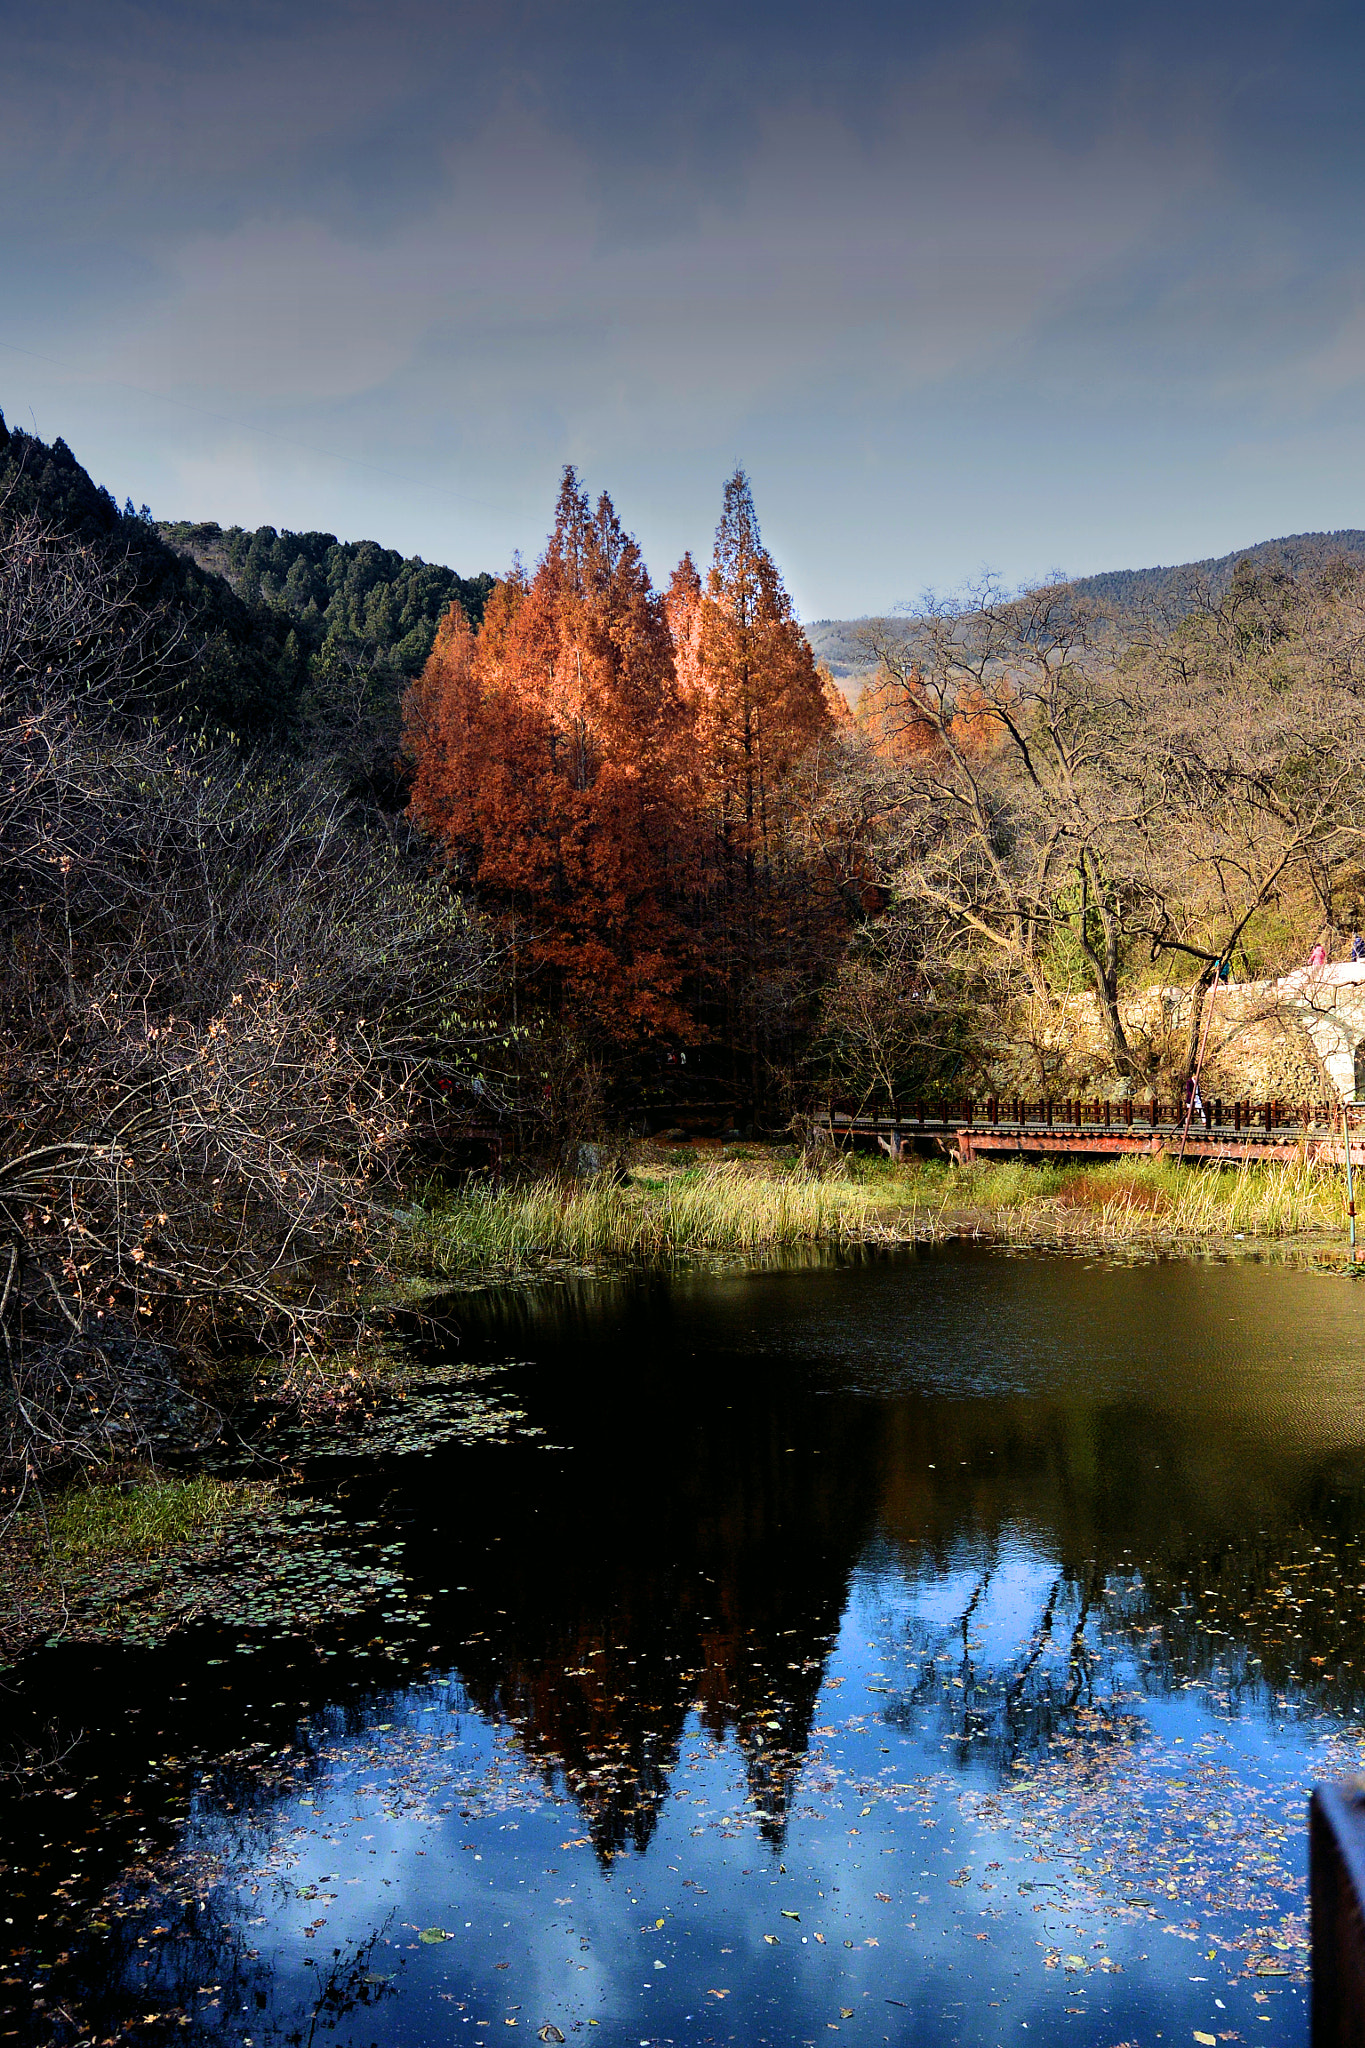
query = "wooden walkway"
xmin=817 ymin=1096 xmax=1365 ymax=1168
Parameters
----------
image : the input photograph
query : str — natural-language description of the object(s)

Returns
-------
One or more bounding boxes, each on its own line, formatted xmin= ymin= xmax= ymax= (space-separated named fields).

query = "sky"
xmin=5 ymin=0 xmax=1365 ymax=618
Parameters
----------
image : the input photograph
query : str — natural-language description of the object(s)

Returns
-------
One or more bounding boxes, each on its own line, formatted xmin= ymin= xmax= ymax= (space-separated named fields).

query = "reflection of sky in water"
xmin=16 ymin=1245 xmax=1365 ymax=2048
xmin=154 ymin=1530 xmax=1328 ymax=2048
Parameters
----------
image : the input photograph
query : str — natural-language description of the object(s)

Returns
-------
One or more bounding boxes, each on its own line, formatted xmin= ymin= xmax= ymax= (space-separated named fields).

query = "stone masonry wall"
xmin=980 ymin=965 xmax=1365 ymax=1102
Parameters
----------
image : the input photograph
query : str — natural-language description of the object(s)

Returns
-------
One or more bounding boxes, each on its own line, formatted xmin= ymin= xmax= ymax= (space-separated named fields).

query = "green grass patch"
xmin=47 ymin=1474 xmax=264 ymax=1560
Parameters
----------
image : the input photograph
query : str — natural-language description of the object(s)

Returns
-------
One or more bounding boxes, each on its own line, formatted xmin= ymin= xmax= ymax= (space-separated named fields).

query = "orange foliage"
xmin=857 ymin=663 xmax=1000 ymax=761
xmin=405 ymin=466 xmax=841 ymax=1055
xmin=404 ymin=469 xmax=693 ymax=1037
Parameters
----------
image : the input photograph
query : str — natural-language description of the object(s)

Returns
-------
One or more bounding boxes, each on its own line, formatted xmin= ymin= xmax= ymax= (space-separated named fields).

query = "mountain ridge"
xmin=806 ymin=526 xmax=1365 ymax=685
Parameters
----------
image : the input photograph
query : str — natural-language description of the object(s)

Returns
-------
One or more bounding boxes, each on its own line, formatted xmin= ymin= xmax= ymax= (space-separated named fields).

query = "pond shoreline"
xmin=5 ymin=1146 xmax=1359 ymax=1670
xmin=402 ymin=1137 xmax=1363 ymax=1277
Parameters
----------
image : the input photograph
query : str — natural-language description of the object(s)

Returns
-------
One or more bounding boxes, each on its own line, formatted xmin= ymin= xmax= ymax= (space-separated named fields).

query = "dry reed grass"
xmin=413 ymin=1163 xmax=879 ymax=1271
xmin=408 ymin=1148 xmax=1352 ymax=1276
xmin=950 ymin=1153 xmax=1347 ymax=1244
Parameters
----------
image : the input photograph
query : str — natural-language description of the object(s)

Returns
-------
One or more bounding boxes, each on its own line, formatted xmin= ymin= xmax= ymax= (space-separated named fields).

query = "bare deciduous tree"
xmin=0 ymin=510 xmax=497 ymax=1509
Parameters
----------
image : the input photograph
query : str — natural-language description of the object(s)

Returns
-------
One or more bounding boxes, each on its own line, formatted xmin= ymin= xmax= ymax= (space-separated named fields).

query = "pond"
xmin=7 ymin=1243 xmax=1365 ymax=2048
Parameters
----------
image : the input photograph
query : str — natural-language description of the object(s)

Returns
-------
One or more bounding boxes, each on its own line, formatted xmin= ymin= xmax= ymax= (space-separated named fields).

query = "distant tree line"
xmin=159 ymin=518 xmax=495 ymax=739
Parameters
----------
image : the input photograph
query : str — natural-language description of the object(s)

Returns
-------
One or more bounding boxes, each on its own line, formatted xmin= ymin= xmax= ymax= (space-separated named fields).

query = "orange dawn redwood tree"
xmin=404 ymin=464 xmax=847 ymax=1093
xmin=403 ymin=469 xmax=693 ymax=1039
xmin=665 ymin=470 xmax=841 ymax=1092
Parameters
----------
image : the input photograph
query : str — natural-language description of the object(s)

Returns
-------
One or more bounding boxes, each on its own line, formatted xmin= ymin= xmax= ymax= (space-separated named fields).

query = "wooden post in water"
xmin=1310 ymin=1779 xmax=1365 ymax=2045
xmin=1341 ymin=1101 xmax=1357 ymax=1262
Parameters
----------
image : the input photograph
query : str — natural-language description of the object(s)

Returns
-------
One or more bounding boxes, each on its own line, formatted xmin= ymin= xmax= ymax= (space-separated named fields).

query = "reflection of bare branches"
xmin=296 ymin=1913 xmax=398 ymax=2048
xmin=1062 ymin=1570 xmax=1104 ymax=1709
xmin=0 ymin=1717 xmax=84 ymax=1783
xmin=1006 ymin=1577 xmax=1061 ymax=1706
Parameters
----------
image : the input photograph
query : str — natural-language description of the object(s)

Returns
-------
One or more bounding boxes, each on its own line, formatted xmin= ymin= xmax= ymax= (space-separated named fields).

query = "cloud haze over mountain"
xmin=5 ymin=0 xmax=1365 ymax=614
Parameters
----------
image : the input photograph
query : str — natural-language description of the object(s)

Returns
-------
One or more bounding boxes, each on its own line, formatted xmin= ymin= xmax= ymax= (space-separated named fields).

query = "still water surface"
xmin=9 ymin=1244 xmax=1365 ymax=2048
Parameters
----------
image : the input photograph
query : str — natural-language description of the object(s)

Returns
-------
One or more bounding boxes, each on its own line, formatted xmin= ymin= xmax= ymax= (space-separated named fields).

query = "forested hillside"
xmin=0 ymin=416 xmax=292 ymax=733
xmin=1067 ymin=528 xmax=1365 ymax=611
xmin=159 ymin=519 xmax=494 ymax=702
xmin=0 ymin=415 xmax=494 ymax=743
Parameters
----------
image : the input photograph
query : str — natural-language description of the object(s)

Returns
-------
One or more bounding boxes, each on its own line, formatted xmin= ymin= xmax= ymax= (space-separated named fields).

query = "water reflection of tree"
xmin=0 ymin=1643 xmax=361 ymax=2048
xmin=872 ymin=1403 xmax=1365 ymax=1765
xmin=23 ymin=1825 xmax=398 ymax=2048
xmin=428 ymin=1377 xmax=1365 ymax=1849
xmin=421 ymin=1380 xmax=884 ymax=1857
xmin=17 ymin=1316 xmax=1365 ymax=2042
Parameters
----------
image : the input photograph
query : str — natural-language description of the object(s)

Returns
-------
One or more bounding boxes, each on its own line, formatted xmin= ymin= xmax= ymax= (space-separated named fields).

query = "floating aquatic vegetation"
xmin=279 ymin=1358 xmax=551 ymax=1460
xmin=7 ymin=1496 xmax=424 ymax=1661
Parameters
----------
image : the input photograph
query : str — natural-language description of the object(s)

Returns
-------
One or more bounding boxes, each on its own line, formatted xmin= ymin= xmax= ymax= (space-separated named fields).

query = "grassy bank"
xmin=0 ymin=1471 xmax=435 ymax=1670
xmin=0 ymin=1471 xmax=275 ymax=1669
xmin=409 ymin=1159 xmax=878 ymax=1270
xmin=855 ymin=1149 xmax=1353 ymax=1246
xmin=407 ymin=1145 xmax=1359 ymax=1275
xmin=43 ymin=1473 xmax=261 ymax=1559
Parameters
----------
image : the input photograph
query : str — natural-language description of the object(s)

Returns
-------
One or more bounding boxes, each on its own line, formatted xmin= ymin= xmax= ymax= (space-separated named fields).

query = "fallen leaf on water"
xmin=418 ymin=1928 xmax=448 ymax=1945
xmin=813 ymin=1933 xmax=827 ymax=1945
xmin=655 ymin=1918 xmax=665 ymax=1928
xmin=840 ymin=2009 xmax=855 ymax=2019
xmin=1195 ymin=2034 xmax=1218 ymax=2045
xmin=764 ymin=1933 xmax=780 ymax=1945
xmin=706 ymin=1989 xmax=730 ymax=2000
xmin=781 ymin=1910 xmax=801 ymax=1921
xmin=537 ymin=2030 xmax=564 ymax=2044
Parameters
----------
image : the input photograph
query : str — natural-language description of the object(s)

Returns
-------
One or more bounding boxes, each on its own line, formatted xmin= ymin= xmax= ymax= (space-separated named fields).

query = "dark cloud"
xmin=3 ymin=0 xmax=1364 ymax=611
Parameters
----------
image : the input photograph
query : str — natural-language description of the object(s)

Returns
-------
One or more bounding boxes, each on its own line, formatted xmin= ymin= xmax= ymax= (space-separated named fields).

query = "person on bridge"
xmin=1309 ymin=941 xmax=1328 ymax=969
xmin=1351 ymin=934 xmax=1365 ymax=963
